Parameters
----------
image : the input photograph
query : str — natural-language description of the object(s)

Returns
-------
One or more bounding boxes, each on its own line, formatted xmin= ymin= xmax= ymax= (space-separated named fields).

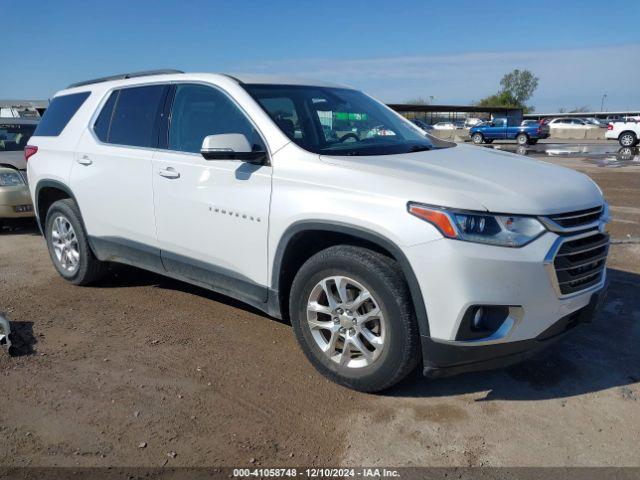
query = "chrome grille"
xmin=543 ymin=205 xmax=603 ymax=232
xmin=553 ymin=233 xmax=609 ymax=295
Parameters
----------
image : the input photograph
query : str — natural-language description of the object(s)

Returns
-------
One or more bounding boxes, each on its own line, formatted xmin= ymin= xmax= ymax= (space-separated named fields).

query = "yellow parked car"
xmin=0 ymin=119 xmax=37 ymax=228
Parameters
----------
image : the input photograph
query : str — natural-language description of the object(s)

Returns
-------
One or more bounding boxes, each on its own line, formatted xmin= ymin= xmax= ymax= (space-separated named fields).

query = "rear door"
xmin=71 ymin=84 xmax=169 ymax=267
xmin=151 ymin=83 xmax=272 ymax=303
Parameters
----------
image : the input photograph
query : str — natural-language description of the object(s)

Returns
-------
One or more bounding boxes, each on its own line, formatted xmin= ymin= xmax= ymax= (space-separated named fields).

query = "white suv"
xmin=605 ymin=120 xmax=640 ymax=147
xmin=26 ymin=70 xmax=610 ymax=391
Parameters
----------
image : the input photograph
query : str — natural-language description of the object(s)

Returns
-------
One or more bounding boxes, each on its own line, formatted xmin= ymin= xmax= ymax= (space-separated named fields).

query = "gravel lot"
xmin=1 ymin=144 xmax=639 ymax=467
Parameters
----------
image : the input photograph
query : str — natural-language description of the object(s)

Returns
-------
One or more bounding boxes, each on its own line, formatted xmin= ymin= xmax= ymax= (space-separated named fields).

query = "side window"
xmin=168 ymin=84 xmax=265 ymax=154
xmin=257 ymin=97 xmax=301 ymax=140
xmin=93 ymin=91 xmax=118 ymax=142
xmin=33 ymin=91 xmax=90 ymax=136
xmin=108 ymin=85 xmax=167 ymax=148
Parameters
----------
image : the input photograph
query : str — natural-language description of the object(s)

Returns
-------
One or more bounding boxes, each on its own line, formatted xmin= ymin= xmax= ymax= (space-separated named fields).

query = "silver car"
xmin=0 ymin=119 xmax=37 ymax=227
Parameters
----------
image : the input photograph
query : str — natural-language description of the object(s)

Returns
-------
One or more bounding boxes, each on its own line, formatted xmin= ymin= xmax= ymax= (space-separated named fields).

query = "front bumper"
xmin=0 ymin=184 xmax=34 ymax=219
xmin=404 ymin=227 xmax=608 ymax=376
xmin=422 ymin=286 xmax=606 ymax=377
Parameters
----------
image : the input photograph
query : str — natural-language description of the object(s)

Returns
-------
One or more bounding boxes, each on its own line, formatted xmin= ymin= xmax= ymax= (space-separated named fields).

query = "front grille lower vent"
xmin=553 ymin=233 xmax=609 ymax=295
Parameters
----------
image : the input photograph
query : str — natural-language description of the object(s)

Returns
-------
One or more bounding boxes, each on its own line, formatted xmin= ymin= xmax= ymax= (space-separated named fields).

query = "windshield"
xmin=0 ymin=123 xmax=36 ymax=152
xmin=244 ymin=84 xmax=450 ymax=156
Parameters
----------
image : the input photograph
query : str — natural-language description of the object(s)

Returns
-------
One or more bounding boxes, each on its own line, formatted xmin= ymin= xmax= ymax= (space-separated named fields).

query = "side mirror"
xmin=200 ymin=134 xmax=267 ymax=164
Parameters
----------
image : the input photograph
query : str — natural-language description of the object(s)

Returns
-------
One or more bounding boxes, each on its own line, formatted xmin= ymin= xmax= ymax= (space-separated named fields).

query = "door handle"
xmin=77 ymin=155 xmax=92 ymax=166
xmin=158 ymin=167 xmax=180 ymax=179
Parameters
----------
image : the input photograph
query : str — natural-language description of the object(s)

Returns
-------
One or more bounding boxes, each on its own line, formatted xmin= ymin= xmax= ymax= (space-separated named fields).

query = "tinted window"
xmin=33 ymin=92 xmax=90 ymax=136
xmin=93 ymin=91 xmax=118 ymax=142
xmin=0 ymin=123 xmax=37 ymax=151
xmin=168 ymin=84 xmax=265 ymax=154
xmin=109 ymin=85 xmax=167 ymax=148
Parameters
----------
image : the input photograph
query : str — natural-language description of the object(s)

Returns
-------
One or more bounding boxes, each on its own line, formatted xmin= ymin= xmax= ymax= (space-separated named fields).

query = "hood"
xmin=0 ymin=151 xmax=26 ymax=170
xmin=320 ymin=144 xmax=603 ymax=215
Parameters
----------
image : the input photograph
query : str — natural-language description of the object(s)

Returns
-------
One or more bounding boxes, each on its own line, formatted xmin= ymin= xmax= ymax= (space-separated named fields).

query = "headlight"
xmin=0 ymin=171 xmax=25 ymax=186
xmin=408 ymin=202 xmax=546 ymax=247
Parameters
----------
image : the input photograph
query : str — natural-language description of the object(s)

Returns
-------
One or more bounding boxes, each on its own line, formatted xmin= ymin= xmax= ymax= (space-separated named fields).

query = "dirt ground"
xmin=1 ymin=146 xmax=639 ymax=468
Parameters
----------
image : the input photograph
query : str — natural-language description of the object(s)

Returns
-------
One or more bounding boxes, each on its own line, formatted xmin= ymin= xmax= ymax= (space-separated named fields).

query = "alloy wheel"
xmin=306 ymin=275 xmax=386 ymax=369
xmin=620 ymin=134 xmax=635 ymax=147
xmin=50 ymin=215 xmax=80 ymax=273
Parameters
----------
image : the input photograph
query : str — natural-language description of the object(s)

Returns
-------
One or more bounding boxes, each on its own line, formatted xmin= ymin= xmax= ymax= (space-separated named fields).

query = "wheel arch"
xmin=34 ymin=180 xmax=96 ymax=257
xmin=271 ymin=221 xmax=430 ymax=337
xmin=34 ymin=180 xmax=76 ymax=231
xmin=619 ymin=130 xmax=637 ymax=140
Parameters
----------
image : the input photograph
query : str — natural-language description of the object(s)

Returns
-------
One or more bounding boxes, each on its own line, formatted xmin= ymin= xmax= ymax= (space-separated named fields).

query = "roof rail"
xmin=67 ymin=69 xmax=184 ymax=89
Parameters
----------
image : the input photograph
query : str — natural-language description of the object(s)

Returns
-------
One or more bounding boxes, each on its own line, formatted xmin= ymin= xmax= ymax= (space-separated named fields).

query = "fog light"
xmin=472 ymin=307 xmax=484 ymax=329
xmin=456 ymin=305 xmax=511 ymax=341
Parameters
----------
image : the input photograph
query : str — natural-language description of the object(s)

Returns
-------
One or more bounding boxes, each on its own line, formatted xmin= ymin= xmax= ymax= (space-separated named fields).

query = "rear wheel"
xmin=516 ymin=133 xmax=529 ymax=145
xmin=619 ymin=132 xmax=637 ymax=147
xmin=289 ymin=245 xmax=420 ymax=392
xmin=471 ymin=133 xmax=484 ymax=144
xmin=45 ymin=199 xmax=107 ymax=285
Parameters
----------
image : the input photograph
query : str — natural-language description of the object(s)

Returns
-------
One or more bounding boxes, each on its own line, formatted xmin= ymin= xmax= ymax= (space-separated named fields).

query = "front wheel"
xmin=471 ymin=133 xmax=484 ymax=144
xmin=619 ymin=132 xmax=637 ymax=147
xmin=45 ymin=198 xmax=107 ymax=285
xmin=289 ymin=246 xmax=420 ymax=392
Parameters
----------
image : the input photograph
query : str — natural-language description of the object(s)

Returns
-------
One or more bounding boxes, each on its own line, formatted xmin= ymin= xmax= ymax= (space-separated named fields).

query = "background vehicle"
xmin=464 ymin=117 xmax=487 ymax=128
xmin=547 ymin=118 xmax=599 ymax=129
xmin=606 ymin=120 xmax=640 ymax=146
xmin=27 ymin=71 xmax=608 ymax=392
xmin=411 ymin=119 xmax=434 ymax=132
xmin=469 ymin=117 xmax=550 ymax=145
xmin=0 ymin=119 xmax=37 ymax=227
xmin=584 ymin=117 xmax=607 ymax=128
xmin=432 ymin=122 xmax=455 ymax=130
xmin=0 ymin=106 xmax=40 ymax=119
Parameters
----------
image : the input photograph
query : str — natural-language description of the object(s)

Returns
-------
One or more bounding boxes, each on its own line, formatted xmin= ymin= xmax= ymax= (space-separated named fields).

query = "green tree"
xmin=405 ymin=96 xmax=433 ymax=105
xmin=476 ymin=69 xmax=539 ymax=113
xmin=500 ymin=69 xmax=539 ymax=106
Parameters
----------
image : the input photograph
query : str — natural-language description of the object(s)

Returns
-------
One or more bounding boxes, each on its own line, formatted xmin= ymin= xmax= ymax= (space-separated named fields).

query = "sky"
xmin=3 ymin=0 xmax=640 ymax=113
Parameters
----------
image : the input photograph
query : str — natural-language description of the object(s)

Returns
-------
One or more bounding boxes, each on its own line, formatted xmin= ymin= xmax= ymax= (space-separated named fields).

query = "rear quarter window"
xmin=107 ymin=85 xmax=167 ymax=148
xmin=33 ymin=91 xmax=90 ymax=136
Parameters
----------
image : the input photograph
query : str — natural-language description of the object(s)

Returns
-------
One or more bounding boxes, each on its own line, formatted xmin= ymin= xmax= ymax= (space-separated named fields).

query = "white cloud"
xmin=234 ymin=44 xmax=640 ymax=112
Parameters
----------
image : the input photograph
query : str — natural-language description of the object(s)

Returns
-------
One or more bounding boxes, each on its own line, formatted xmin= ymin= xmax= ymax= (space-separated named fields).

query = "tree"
xmin=405 ymin=96 xmax=433 ymax=105
xmin=475 ymin=69 xmax=539 ymax=113
xmin=476 ymin=91 xmax=519 ymax=109
xmin=500 ymin=69 xmax=539 ymax=106
xmin=569 ymin=106 xmax=590 ymax=113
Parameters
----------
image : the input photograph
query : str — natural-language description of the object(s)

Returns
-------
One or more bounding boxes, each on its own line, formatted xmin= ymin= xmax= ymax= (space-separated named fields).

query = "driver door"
xmin=152 ymin=83 xmax=272 ymax=303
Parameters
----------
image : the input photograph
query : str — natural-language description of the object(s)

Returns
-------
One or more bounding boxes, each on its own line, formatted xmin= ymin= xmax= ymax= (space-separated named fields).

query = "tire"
xmin=516 ymin=133 xmax=529 ymax=145
xmin=289 ymin=245 xmax=420 ymax=392
xmin=44 ymin=198 xmax=107 ymax=285
xmin=471 ymin=133 xmax=484 ymax=144
xmin=619 ymin=132 xmax=637 ymax=147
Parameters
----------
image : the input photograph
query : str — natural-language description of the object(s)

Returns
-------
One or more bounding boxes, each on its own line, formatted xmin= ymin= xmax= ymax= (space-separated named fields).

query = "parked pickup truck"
xmin=470 ymin=118 xmax=550 ymax=145
xmin=605 ymin=120 xmax=640 ymax=147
